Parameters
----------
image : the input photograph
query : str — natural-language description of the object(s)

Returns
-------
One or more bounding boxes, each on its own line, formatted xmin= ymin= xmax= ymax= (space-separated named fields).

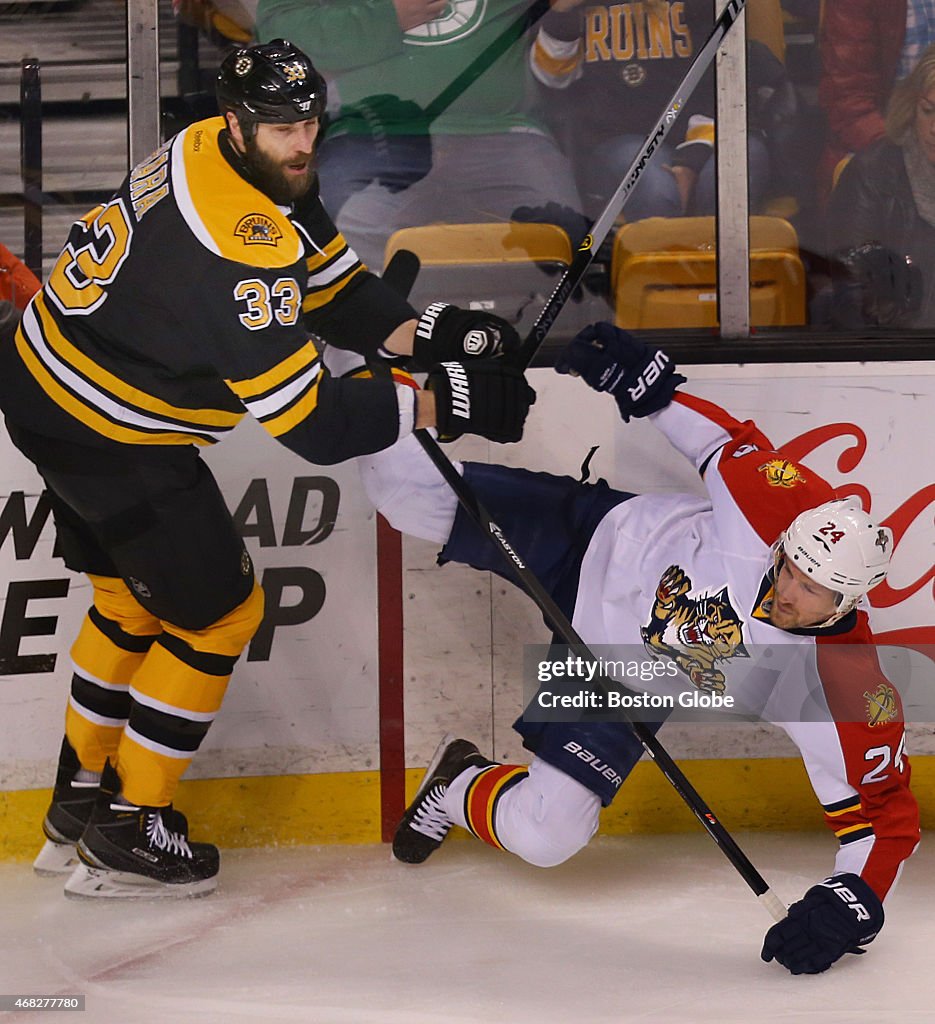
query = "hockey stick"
xmin=516 ymin=0 xmax=748 ymax=368
xmin=408 ymin=0 xmax=787 ymax=921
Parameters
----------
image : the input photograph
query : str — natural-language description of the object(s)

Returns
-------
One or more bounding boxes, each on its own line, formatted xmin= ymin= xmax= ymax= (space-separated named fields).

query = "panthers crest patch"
xmin=864 ymin=682 xmax=898 ymax=726
xmin=641 ymin=566 xmax=749 ymax=693
xmin=758 ymin=458 xmax=806 ymax=488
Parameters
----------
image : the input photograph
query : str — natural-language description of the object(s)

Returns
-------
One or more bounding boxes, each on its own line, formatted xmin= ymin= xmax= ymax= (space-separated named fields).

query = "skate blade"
xmin=414 ymin=733 xmax=457 ymax=799
xmin=33 ymin=839 xmax=81 ymax=877
xmin=390 ymin=733 xmax=456 ymax=865
xmin=63 ymin=863 xmax=218 ymax=900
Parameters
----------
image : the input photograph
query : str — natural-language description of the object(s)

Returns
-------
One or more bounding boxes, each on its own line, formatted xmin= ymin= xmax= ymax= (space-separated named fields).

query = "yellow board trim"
xmin=4 ymin=756 xmax=934 ymax=861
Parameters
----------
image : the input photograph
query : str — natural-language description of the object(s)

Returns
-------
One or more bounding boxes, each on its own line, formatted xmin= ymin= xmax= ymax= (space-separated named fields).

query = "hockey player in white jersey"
xmin=359 ymin=321 xmax=920 ymax=976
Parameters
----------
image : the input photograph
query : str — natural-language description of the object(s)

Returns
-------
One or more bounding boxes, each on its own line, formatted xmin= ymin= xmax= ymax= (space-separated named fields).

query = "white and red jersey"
xmin=360 ymin=390 xmax=920 ymax=901
xmin=571 ymin=392 xmax=919 ymax=900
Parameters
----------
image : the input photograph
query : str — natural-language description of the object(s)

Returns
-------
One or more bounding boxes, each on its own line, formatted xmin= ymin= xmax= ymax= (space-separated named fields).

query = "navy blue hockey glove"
xmin=427 ymin=360 xmax=535 ymax=444
xmin=412 ymin=303 xmax=521 ymax=370
xmin=761 ymin=873 xmax=884 ymax=975
xmin=555 ymin=322 xmax=685 ymax=422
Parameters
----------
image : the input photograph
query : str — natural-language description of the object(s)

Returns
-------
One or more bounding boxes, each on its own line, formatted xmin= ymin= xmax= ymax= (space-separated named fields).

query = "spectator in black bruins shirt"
xmin=530 ymin=0 xmax=773 ymax=220
xmin=1 ymin=40 xmax=534 ymax=901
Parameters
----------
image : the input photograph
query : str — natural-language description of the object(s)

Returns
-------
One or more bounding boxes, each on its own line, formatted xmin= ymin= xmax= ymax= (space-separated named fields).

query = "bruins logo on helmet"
xmin=864 ymin=683 xmax=898 ymax=726
xmin=234 ymin=213 xmax=283 ymax=247
xmin=758 ymin=458 xmax=806 ymax=488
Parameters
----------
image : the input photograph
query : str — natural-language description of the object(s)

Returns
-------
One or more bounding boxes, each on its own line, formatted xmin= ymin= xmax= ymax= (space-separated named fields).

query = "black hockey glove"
xmin=511 ymin=201 xmax=593 ymax=249
xmin=427 ymin=360 xmax=536 ymax=444
xmin=761 ymin=873 xmax=884 ymax=976
xmin=412 ymin=303 xmax=521 ymax=370
xmin=555 ymin=322 xmax=685 ymax=422
xmin=833 ymin=242 xmax=922 ymax=328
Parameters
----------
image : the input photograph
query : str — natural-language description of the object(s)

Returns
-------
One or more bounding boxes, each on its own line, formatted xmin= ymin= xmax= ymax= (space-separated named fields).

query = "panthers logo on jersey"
xmin=864 ymin=682 xmax=898 ymax=727
xmin=405 ymin=0 xmax=487 ymax=45
xmin=641 ymin=566 xmax=749 ymax=694
xmin=758 ymin=458 xmax=807 ymax=488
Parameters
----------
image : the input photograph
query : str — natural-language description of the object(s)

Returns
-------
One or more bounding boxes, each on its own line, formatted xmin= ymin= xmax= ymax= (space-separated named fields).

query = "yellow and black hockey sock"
xmin=66 ymin=575 xmax=160 ymax=773
xmin=115 ymin=581 xmax=264 ymax=807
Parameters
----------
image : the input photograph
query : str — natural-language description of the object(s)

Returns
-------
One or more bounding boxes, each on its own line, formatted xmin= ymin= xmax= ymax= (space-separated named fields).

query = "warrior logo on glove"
xmin=412 ymin=303 xmax=520 ymax=370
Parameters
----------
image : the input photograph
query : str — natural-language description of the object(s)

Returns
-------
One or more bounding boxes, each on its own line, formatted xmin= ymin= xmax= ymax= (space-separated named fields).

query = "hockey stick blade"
xmin=382 ymin=248 xmax=421 ymax=301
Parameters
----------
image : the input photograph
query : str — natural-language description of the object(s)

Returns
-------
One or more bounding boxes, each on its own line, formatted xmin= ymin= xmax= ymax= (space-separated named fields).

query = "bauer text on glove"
xmin=555 ymin=322 xmax=685 ymax=421
xmin=760 ymin=873 xmax=884 ymax=975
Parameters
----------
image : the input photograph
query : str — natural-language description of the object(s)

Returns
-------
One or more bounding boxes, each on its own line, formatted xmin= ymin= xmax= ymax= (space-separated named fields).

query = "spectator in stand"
xmin=255 ymin=0 xmax=584 ymax=269
xmin=529 ymin=0 xmax=779 ymax=221
xmin=818 ymin=0 xmax=935 ymax=201
xmin=826 ymin=43 xmax=935 ymax=328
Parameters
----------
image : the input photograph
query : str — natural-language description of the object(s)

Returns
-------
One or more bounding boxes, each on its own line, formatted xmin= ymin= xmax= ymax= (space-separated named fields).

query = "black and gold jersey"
xmin=0 ymin=117 xmax=417 ymax=464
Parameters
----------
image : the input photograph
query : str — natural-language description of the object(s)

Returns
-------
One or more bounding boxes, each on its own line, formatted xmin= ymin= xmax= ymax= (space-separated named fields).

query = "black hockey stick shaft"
xmin=515 ymin=0 xmax=748 ymax=368
xmin=415 ymin=429 xmax=785 ymax=920
xmin=410 ymin=0 xmax=786 ymax=919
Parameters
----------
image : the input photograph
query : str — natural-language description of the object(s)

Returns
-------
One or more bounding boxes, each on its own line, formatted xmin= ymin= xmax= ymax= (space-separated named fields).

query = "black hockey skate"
xmin=64 ymin=761 xmax=218 ymax=900
xmin=33 ymin=736 xmax=100 ymax=877
xmin=392 ymin=734 xmax=491 ymax=864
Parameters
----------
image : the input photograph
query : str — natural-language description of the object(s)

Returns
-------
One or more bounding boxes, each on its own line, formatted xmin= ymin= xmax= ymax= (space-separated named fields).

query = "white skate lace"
xmin=146 ymin=810 xmax=193 ymax=859
xmin=409 ymin=783 xmax=452 ymax=842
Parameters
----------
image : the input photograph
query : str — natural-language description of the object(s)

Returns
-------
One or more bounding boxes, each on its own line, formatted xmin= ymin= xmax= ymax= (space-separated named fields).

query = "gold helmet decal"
xmin=758 ymin=458 xmax=807 ymax=488
xmin=234 ymin=213 xmax=283 ymax=247
xmin=281 ymin=61 xmax=307 ymax=84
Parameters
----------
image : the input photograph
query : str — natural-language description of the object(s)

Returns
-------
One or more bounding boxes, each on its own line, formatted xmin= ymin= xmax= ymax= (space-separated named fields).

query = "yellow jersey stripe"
xmin=260 ymin=377 xmax=321 ymax=437
xmin=306 ymin=233 xmax=347 ymax=269
xmin=226 ymin=340 xmax=319 ymax=402
xmin=825 ymin=802 xmax=862 ymax=818
xmin=532 ymin=38 xmax=582 ymax=78
xmin=35 ymin=293 xmax=243 ymax=428
xmin=834 ymin=822 xmax=873 ymax=838
xmin=302 ymin=264 xmax=365 ymax=313
xmin=14 ymin=324 xmax=217 ymax=446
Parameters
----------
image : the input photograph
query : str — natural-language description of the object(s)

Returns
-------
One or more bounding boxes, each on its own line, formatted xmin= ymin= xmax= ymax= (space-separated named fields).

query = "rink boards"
xmin=0 ymin=362 xmax=933 ymax=857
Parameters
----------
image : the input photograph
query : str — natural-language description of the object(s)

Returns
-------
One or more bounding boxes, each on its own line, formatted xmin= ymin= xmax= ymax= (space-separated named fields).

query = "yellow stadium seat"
xmin=383 ymin=222 xmax=573 ymax=336
xmin=611 ymin=216 xmax=806 ymax=330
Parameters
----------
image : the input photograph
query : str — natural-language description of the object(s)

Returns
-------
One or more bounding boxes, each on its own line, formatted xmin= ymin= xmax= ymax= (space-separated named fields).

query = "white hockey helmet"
xmin=778 ymin=497 xmax=893 ymax=621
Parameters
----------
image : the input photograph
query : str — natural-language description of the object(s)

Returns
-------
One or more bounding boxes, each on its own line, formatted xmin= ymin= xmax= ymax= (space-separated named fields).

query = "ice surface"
xmin=0 ymin=832 xmax=930 ymax=1023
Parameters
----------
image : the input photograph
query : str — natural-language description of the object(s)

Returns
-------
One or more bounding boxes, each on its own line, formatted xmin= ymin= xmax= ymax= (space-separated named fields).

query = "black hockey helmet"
xmin=216 ymin=39 xmax=327 ymax=139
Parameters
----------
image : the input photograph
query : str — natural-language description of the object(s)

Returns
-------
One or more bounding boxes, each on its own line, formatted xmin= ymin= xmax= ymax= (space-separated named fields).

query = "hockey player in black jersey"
xmin=1 ymin=39 xmax=535 ymax=899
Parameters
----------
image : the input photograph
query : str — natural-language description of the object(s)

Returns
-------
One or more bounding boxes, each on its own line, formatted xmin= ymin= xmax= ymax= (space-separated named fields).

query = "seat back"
xmin=383 ymin=223 xmax=572 ymax=334
xmin=611 ymin=216 xmax=806 ymax=330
